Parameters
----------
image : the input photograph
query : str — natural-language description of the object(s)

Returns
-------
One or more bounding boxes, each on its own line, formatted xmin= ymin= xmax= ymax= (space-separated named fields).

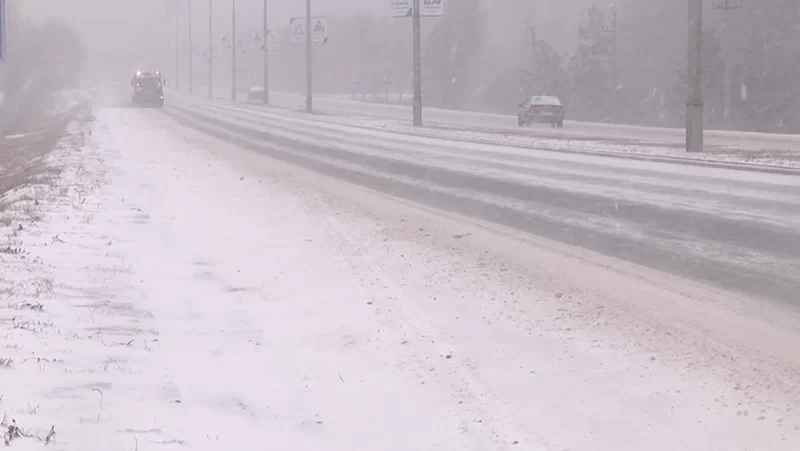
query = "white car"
xmin=247 ymin=87 xmax=265 ymax=104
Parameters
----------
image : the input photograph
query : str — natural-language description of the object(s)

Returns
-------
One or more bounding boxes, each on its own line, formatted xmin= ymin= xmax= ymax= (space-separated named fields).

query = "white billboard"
xmin=266 ymin=31 xmax=280 ymax=51
xmin=251 ymin=32 xmax=264 ymax=51
xmin=391 ymin=0 xmax=444 ymax=18
xmin=251 ymin=31 xmax=281 ymax=50
xmin=289 ymin=17 xmax=329 ymax=44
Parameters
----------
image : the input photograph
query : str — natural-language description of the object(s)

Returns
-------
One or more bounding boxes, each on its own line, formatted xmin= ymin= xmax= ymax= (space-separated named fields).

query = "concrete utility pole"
xmin=687 ymin=0 xmax=704 ymax=153
xmin=609 ymin=5 xmax=618 ymax=88
xmin=305 ymin=0 xmax=312 ymax=113
xmin=527 ymin=26 xmax=537 ymax=73
xmin=175 ymin=2 xmax=180 ymax=91
xmin=231 ymin=0 xmax=236 ymax=101
xmin=160 ymin=1 xmax=171 ymax=78
xmin=1 ymin=0 xmax=8 ymax=62
xmin=208 ymin=0 xmax=212 ymax=98
xmin=263 ymin=0 xmax=269 ymax=105
xmin=602 ymin=5 xmax=622 ymax=96
xmin=412 ymin=0 xmax=422 ymax=126
xmin=188 ymin=0 xmax=193 ymax=93
xmin=713 ymin=0 xmax=742 ymax=127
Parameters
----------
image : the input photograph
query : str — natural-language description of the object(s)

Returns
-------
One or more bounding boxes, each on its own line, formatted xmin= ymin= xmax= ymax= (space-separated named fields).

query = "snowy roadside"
xmin=301 ymin=112 xmax=800 ymax=170
xmin=253 ymin=92 xmax=800 ymax=170
xmin=2 ymin=106 xmax=534 ymax=450
xmin=0 ymin=111 xmax=105 ymax=447
xmin=3 ymin=104 xmax=800 ymax=450
xmin=418 ymin=126 xmax=800 ymax=169
xmin=0 ymin=91 xmax=88 ymax=210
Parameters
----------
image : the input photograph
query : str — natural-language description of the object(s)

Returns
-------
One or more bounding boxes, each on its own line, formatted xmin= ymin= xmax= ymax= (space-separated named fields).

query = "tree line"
xmin=428 ymin=0 xmax=800 ymax=133
xmin=268 ymin=1 xmax=799 ymax=133
xmin=1 ymin=1 xmax=86 ymax=133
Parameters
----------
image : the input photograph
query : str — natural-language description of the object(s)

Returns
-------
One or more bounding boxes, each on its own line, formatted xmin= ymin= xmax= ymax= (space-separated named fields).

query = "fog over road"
xmin=8 ymin=0 xmax=800 ymax=449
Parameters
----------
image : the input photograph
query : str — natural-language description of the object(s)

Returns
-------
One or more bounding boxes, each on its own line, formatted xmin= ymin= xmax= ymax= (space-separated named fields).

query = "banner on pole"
xmin=289 ymin=17 xmax=328 ymax=44
xmin=391 ymin=0 xmax=444 ymax=18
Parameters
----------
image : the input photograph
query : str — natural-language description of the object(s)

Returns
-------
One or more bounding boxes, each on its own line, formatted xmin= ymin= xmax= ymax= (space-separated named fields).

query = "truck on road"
xmin=131 ymin=71 xmax=165 ymax=108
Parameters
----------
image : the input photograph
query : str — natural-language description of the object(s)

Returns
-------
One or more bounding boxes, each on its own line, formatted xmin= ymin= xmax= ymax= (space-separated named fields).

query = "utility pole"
xmin=602 ymin=5 xmax=622 ymax=99
xmin=208 ymin=0 xmax=212 ymax=98
xmin=175 ymin=2 xmax=180 ymax=91
xmin=609 ymin=6 xmax=618 ymax=89
xmin=687 ymin=0 xmax=704 ymax=153
xmin=713 ymin=0 xmax=742 ymax=127
xmin=160 ymin=1 xmax=171 ymax=80
xmin=231 ymin=0 xmax=236 ymax=101
xmin=305 ymin=0 xmax=312 ymax=113
xmin=412 ymin=0 xmax=422 ymax=126
xmin=526 ymin=26 xmax=537 ymax=74
xmin=188 ymin=0 xmax=193 ymax=93
xmin=263 ymin=0 xmax=269 ymax=105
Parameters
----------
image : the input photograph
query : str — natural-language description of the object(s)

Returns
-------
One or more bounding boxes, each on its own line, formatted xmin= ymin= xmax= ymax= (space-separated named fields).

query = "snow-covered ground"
xmin=3 ymin=104 xmax=800 ymax=450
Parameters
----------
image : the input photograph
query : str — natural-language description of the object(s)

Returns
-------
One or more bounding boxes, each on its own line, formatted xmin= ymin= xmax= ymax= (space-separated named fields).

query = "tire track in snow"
xmin=161 ymin=105 xmax=800 ymax=305
xmin=304 ymin=188 xmax=548 ymax=451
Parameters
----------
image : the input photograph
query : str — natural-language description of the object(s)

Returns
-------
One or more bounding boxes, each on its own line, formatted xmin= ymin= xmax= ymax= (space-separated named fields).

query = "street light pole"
xmin=713 ymin=0 xmax=742 ymax=127
xmin=686 ymin=0 xmax=704 ymax=153
xmin=175 ymin=1 xmax=180 ymax=91
xmin=528 ymin=26 xmax=537 ymax=73
xmin=263 ymin=0 xmax=269 ymax=105
xmin=610 ymin=6 xmax=618 ymax=90
xmin=412 ymin=0 xmax=422 ymax=126
xmin=602 ymin=5 xmax=623 ymax=109
xmin=208 ymin=0 xmax=212 ymax=98
xmin=231 ymin=0 xmax=236 ymax=101
xmin=305 ymin=0 xmax=312 ymax=113
xmin=188 ymin=0 xmax=193 ymax=93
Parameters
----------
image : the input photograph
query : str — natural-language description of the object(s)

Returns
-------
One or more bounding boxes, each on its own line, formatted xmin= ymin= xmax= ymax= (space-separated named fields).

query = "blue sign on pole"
xmin=0 ymin=0 xmax=6 ymax=61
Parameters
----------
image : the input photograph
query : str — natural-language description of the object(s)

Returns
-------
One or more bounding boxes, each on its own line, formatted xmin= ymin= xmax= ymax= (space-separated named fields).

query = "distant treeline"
xmin=268 ymin=0 xmax=800 ymax=133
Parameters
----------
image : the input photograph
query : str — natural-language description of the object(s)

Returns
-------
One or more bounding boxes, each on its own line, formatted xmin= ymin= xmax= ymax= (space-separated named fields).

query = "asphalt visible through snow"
xmin=161 ymin=97 xmax=800 ymax=306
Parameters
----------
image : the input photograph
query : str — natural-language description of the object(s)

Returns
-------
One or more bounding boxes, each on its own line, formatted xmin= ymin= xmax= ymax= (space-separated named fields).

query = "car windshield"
xmin=137 ymin=77 xmax=160 ymax=88
xmin=529 ymin=96 xmax=561 ymax=106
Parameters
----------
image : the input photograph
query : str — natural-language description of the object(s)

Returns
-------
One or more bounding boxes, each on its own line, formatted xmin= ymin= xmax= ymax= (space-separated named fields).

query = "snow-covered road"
xmin=4 ymin=105 xmax=800 ymax=449
xmin=164 ymin=94 xmax=800 ymax=305
xmin=269 ymin=92 xmax=800 ymax=156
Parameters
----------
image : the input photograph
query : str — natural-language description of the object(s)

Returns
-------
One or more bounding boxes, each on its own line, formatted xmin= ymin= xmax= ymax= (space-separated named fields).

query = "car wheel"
xmin=517 ymin=115 xmax=524 ymax=127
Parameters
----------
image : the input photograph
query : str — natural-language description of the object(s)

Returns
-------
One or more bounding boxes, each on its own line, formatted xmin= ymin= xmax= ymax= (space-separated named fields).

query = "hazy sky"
xmin=17 ymin=0 xmax=602 ymax=78
xmin=18 ymin=0 xmax=595 ymax=60
xmin=19 ymin=0 xmax=385 ymax=57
